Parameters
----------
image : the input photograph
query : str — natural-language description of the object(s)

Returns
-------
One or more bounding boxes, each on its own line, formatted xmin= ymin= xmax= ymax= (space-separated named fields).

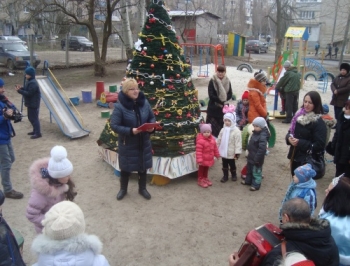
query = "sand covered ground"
xmin=1 ymin=63 xmax=337 ymax=266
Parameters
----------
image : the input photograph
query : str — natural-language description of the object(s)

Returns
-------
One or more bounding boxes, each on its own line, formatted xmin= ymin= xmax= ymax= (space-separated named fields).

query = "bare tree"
xmin=267 ymin=0 xmax=295 ymax=62
xmin=26 ymin=0 xmax=140 ymax=76
xmin=0 ymin=0 xmax=25 ymax=35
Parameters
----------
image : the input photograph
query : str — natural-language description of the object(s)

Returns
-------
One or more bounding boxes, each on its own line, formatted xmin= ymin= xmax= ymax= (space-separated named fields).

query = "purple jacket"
xmin=26 ymin=158 xmax=68 ymax=233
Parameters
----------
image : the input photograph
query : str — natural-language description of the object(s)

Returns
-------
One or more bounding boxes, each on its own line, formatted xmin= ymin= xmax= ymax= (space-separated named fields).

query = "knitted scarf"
xmin=218 ymin=123 xmax=235 ymax=158
xmin=289 ymin=108 xmax=306 ymax=134
xmin=212 ymin=74 xmax=230 ymax=102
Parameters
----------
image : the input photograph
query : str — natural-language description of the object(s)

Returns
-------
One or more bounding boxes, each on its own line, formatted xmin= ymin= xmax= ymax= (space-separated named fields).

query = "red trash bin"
xmin=96 ymin=81 xmax=105 ymax=101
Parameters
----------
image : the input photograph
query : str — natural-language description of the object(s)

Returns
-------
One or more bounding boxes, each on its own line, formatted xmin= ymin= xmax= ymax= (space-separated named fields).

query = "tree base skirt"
xmin=98 ymin=146 xmax=198 ymax=179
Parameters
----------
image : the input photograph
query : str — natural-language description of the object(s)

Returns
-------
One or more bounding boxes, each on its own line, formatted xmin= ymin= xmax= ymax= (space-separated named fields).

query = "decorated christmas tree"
xmin=125 ymin=0 xmax=201 ymax=157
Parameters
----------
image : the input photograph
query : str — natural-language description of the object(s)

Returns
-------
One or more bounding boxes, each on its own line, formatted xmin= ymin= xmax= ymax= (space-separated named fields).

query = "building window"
xmin=24 ymin=6 xmax=29 ymax=13
xmin=299 ymin=11 xmax=315 ymax=19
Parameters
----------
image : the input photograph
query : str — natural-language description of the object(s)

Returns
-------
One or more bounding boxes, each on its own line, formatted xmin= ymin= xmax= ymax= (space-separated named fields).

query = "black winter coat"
xmin=17 ymin=78 xmax=41 ymax=108
xmin=247 ymin=127 xmax=270 ymax=165
xmin=330 ymin=72 xmax=350 ymax=109
xmin=262 ymin=219 xmax=339 ymax=266
xmin=206 ymin=78 xmax=232 ymax=118
xmin=286 ymin=112 xmax=327 ymax=162
xmin=110 ymin=91 xmax=155 ymax=172
xmin=0 ymin=214 xmax=26 ymax=266
xmin=331 ymin=112 xmax=350 ymax=164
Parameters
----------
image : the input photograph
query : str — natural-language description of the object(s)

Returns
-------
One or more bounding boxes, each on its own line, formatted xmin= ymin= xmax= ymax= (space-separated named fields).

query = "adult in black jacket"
xmin=330 ymin=63 xmax=350 ymax=126
xmin=229 ymin=198 xmax=339 ymax=266
xmin=286 ymin=91 xmax=327 ymax=175
xmin=0 ymin=190 xmax=26 ymax=266
xmin=329 ymin=100 xmax=350 ymax=176
xmin=206 ymin=65 xmax=233 ymax=137
xmin=15 ymin=67 xmax=42 ymax=139
xmin=110 ymin=78 xmax=155 ymax=200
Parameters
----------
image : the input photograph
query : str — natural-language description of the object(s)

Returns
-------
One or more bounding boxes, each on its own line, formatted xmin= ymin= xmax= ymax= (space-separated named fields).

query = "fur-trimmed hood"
xmin=281 ymin=217 xmax=330 ymax=232
xmin=118 ymin=90 xmax=146 ymax=110
xmin=31 ymin=233 xmax=103 ymax=255
xmin=247 ymin=78 xmax=267 ymax=94
xmin=29 ymin=158 xmax=68 ymax=198
xmin=297 ymin=111 xmax=322 ymax=126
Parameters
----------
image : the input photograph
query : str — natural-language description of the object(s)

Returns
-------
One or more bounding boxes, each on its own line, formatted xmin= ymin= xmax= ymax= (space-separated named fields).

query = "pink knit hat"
xmin=199 ymin=123 xmax=212 ymax=133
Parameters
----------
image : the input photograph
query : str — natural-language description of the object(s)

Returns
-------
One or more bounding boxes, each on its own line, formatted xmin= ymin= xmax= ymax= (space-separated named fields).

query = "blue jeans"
xmin=28 ymin=107 xmax=41 ymax=135
xmin=0 ymin=142 xmax=15 ymax=193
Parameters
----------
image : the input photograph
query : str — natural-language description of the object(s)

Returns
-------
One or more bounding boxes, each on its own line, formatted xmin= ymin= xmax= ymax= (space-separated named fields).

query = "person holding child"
xmin=26 ymin=145 xmax=76 ymax=233
xmin=196 ymin=124 xmax=220 ymax=188
xmin=217 ymin=111 xmax=242 ymax=182
xmin=279 ymin=163 xmax=317 ymax=222
xmin=31 ymin=201 xmax=110 ymax=266
xmin=247 ymin=71 xmax=268 ymax=123
xmin=236 ymin=90 xmax=249 ymax=130
xmin=241 ymin=117 xmax=270 ymax=191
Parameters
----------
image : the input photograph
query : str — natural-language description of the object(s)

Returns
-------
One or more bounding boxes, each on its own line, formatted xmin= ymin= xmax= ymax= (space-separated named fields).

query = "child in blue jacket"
xmin=279 ymin=163 xmax=317 ymax=222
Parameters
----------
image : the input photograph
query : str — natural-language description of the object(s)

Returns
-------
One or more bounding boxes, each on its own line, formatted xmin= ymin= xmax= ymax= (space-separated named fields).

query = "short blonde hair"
xmin=121 ymin=78 xmax=138 ymax=93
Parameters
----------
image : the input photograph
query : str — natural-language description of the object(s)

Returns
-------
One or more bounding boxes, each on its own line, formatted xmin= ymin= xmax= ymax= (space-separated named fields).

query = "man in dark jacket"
xmin=15 ymin=67 xmax=42 ymax=139
xmin=229 ymin=198 xmax=339 ymax=266
xmin=0 ymin=190 xmax=26 ymax=265
xmin=276 ymin=60 xmax=301 ymax=123
xmin=0 ymin=79 xmax=23 ymax=199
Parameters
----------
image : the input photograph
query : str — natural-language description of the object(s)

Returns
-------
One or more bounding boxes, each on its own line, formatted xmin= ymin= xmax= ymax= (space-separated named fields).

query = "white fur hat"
xmin=42 ymin=201 xmax=85 ymax=240
xmin=48 ymin=146 xmax=73 ymax=179
xmin=223 ymin=112 xmax=236 ymax=126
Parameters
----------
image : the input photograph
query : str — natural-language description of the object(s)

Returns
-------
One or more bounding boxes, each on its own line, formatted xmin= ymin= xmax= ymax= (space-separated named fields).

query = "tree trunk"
xmin=120 ymin=0 xmax=134 ymax=60
xmin=339 ymin=11 xmax=350 ymax=67
xmin=274 ymin=0 xmax=283 ymax=62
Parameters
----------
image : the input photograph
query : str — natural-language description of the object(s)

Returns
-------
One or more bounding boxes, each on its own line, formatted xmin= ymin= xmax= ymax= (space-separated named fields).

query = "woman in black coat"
xmin=205 ymin=65 xmax=233 ymax=137
xmin=110 ymin=78 xmax=156 ymax=200
xmin=286 ymin=91 xmax=327 ymax=175
xmin=329 ymin=100 xmax=350 ymax=176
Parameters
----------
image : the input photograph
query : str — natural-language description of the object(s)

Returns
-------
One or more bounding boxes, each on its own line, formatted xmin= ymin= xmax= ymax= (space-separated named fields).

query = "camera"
xmin=3 ymin=107 xmax=23 ymax=123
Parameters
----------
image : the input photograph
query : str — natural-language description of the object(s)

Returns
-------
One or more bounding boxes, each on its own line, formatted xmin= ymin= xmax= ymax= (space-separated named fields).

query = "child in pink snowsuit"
xmin=196 ymin=124 xmax=220 ymax=188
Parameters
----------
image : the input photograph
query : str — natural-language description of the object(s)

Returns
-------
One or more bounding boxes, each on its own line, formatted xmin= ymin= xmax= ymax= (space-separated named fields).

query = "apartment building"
xmin=292 ymin=0 xmax=349 ymax=50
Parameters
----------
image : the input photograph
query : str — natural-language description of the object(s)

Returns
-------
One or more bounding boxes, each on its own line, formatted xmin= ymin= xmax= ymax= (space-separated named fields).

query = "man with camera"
xmin=0 ymin=79 xmax=23 ymax=199
xmin=228 ymin=198 xmax=339 ymax=266
xmin=15 ymin=66 xmax=42 ymax=139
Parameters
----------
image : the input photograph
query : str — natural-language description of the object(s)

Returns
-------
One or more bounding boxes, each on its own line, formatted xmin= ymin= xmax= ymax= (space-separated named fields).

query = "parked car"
xmin=245 ymin=40 xmax=268 ymax=54
xmin=0 ymin=36 xmax=28 ymax=49
xmin=0 ymin=41 xmax=40 ymax=70
xmin=61 ymin=36 xmax=94 ymax=51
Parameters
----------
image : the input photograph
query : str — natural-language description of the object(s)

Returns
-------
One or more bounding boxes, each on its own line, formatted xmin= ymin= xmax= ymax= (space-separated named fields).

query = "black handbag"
xmin=304 ymin=150 xmax=326 ymax=180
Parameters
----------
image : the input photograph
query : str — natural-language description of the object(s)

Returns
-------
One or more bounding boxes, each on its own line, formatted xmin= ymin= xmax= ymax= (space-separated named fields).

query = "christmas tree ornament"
xmin=143 ymin=47 xmax=147 ymax=51
xmin=163 ymin=49 xmax=168 ymax=53
xmin=150 ymin=81 xmax=154 ymax=85
xmin=150 ymin=64 xmax=155 ymax=68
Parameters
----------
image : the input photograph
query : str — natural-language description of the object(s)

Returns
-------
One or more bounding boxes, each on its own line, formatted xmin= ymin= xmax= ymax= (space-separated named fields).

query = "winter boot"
xmin=198 ymin=177 xmax=208 ymax=188
xmin=230 ymin=169 xmax=237 ymax=181
xmin=220 ymin=168 xmax=229 ymax=183
xmin=117 ymin=171 xmax=129 ymax=200
xmin=138 ymin=172 xmax=151 ymax=200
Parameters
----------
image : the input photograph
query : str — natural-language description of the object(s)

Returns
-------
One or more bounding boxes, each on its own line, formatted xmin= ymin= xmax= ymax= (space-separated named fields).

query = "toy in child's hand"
xmin=223 ymin=104 xmax=235 ymax=114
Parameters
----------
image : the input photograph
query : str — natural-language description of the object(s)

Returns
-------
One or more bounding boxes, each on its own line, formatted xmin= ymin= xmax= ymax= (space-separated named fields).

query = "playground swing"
xmin=197 ymin=46 xmax=210 ymax=77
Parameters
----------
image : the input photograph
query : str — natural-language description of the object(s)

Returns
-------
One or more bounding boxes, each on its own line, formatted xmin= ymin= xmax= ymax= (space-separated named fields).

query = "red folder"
xmin=137 ymin=122 xmax=160 ymax=131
